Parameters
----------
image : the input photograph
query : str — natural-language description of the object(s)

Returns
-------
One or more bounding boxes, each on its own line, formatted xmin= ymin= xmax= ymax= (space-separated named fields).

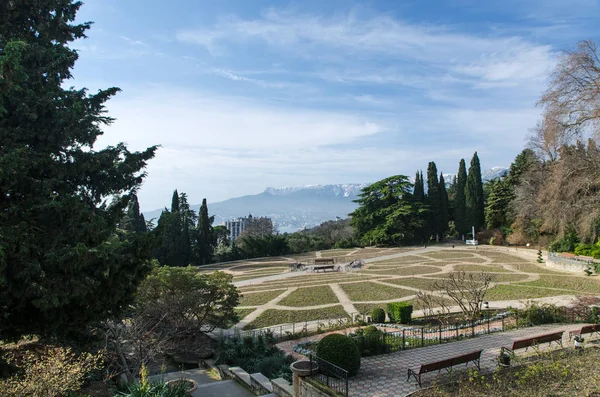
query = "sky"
xmin=73 ymin=0 xmax=600 ymax=211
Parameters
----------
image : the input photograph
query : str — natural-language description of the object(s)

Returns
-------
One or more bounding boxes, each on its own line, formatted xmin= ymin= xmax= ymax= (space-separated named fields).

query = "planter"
xmin=290 ymin=360 xmax=319 ymax=377
xmin=499 ymin=353 xmax=511 ymax=367
xmin=165 ymin=379 xmax=198 ymax=394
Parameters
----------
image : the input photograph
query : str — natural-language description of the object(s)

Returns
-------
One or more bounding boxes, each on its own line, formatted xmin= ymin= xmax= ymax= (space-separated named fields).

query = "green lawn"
xmin=360 ymin=266 xmax=442 ymax=277
xmin=238 ymin=274 xmax=377 ymax=292
xmin=340 ymin=282 xmax=414 ymax=301
xmin=422 ymin=251 xmax=476 ymax=259
xmin=453 ymin=264 xmax=510 ymax=272
xmin=278 ymin=285 xmax=339 ymax=307
xmin=353 ymin=303 xmax=390 ymax=315
xmin=372 ymin=255 xmax=428 ymax=264
xmin=485 ymin=284 xmax=572 ymax=300
xmin=243 ymin=306 xmax=349 ymax=329
xmin=517 ymin=275 xmax=600 ymax=293
xmin=239 ymin=289 xmax=287 ymax=306
xmin=383 ymin=277 xmax=441 ymax=290
xmin=235 ymin=308 xmax=256 ymax=320
xmin=509 ymin=263 xmax=565 ymax=274
xmin=427 ymin=272 xmax=530 ymax=283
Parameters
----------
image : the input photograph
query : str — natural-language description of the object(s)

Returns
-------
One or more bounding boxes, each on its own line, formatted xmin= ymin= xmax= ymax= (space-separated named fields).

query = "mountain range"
xmin=143 ymin=167 xmax=508 ymax=233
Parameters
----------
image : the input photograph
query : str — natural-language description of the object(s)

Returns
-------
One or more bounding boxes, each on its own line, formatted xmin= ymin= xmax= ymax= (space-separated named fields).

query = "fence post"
xmin=502 ymin=316 xmax=505 ymax=332
xmin=402 ymin=329 xmax=406 ymax=350
xmin=516 ymin=310 xmax=519 ymax=329
xmin=456 ymin=323 xmax=459 ymax=340
xmin=471 ymin=320 xmax=475 ymax=338
xmin=487 ymin=317 xmax=490 ymax=334
xmin=439 ymin=324 xmax=442 ymax=344
xmin=421 ymin=327 xmax=424 ymax=347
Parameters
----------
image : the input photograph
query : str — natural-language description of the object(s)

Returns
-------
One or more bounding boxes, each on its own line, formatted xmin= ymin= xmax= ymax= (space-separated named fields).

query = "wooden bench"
xmin=314 ymin=258 xmax=335 ymax=265
xmin=569 ymin=324 xmax=600 ymax=340
xmin=407 ymin=350 xmax=482 ymax=387
xmin=313 ymin=265 xmax=335 ymax=272
xmin=503 ymin=331 xmax=564 ymax=354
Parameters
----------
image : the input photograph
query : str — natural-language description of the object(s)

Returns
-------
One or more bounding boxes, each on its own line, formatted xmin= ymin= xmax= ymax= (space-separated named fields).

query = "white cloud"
xmin=100 ymin=88 xmax=383 ymax=152
xmin=176 ymin=9 xmax=556 ymax=89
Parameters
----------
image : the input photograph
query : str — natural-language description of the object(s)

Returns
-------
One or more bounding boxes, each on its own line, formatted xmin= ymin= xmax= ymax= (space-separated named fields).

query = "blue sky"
xmin=74 ymin=0 xmax=600 ymax=210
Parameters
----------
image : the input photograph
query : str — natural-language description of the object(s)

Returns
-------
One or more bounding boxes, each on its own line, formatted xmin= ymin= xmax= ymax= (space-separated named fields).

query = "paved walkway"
xmin=148 ymin=369 xmax=255 ymax=397
xmin=348 ymin=323 xmax=585 ymax=397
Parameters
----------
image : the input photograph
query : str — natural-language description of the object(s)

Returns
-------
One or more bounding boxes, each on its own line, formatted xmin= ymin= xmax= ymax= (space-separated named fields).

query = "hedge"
xmin=316 ymin=334 xmax=361 ymax=376
xmin=370 ymin=308 xmax=385 ymax=323
xmin=387 ymin=302 xmax=413 ymax=324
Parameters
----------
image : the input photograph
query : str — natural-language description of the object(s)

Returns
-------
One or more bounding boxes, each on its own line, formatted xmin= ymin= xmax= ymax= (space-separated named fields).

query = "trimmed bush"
xmin=316 ymin=334 xmax=361 ymax=376
xmin=387 ymin=302 xmax=413 ymax=324
xmin=350 ymin=326 xmax=385 ymax=356
xmin=370 ymin=308 xmax=385 ymax=323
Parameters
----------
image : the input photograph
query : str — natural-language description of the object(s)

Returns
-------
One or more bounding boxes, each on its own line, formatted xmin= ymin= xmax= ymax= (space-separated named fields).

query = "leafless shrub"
xmin=433 ymin=272 xmax=495 ymax=319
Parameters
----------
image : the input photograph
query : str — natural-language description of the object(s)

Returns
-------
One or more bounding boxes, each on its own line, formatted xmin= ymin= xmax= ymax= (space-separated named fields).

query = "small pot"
xmin=499 ymin=353 xmax=511 ymax=367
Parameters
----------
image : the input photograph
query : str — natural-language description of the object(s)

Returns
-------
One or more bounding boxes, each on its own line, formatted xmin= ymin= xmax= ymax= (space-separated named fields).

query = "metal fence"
xmin=219 ymin=313 xmax=364 ymax=342
xmin=373 ymin=307 xmax=591 ymax=353
xmin=308 ymin=353 xmax=349 ymax=397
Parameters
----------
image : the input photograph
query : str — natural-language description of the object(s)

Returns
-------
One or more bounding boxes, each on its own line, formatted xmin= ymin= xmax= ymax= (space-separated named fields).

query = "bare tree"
xmin=539 ymin=40 xmax=600 ymax=141
xmin=433 ymin=272 xmax=495 ymax=319
xmin=415 ymin=291 xmax=452 ymax=323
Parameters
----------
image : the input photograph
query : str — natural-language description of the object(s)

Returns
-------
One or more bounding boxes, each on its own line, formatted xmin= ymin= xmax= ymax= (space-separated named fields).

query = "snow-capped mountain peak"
xmin=264 ymin=184 xmax=368 ymax=197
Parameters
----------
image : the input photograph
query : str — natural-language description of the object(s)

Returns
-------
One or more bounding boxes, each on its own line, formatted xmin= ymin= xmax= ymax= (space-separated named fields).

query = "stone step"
xmin=271 ymin=378 xmax=293 ymax=397
xmin=250 ymin=372 xmax=273 ymax=392
xmin=229 ymin=366 xmax=252 ymax=387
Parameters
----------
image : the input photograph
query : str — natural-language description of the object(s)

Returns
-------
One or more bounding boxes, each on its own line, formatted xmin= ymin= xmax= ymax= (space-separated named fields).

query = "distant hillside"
xmin=143 ymin=184 xmax=368 ymax=233
xmin=143 ymin=169 xmax=508 ymax=232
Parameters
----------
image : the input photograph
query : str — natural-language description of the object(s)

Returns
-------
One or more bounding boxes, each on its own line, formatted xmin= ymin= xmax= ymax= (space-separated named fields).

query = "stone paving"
xmin=348 ymin=323 xmax=586 ymax=397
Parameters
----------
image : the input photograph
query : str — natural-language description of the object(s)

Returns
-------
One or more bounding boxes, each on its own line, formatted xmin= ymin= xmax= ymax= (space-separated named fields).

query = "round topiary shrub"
xmin=370 ymin=308 xmax=385 ymax=323
xmin=316 ymin=334 xmax=361 ymax=376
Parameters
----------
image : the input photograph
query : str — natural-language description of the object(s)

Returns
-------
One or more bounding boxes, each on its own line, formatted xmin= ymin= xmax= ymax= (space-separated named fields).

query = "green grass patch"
xmin=453 ymin=264 xmax=510 ymax=272
xmin=509 ymin=263 xmax=564 ymax=274
xmin=422 ymin=251 xmax=476 ymax=259
xmin=427 ymin=272 xmax=530 ymax=283
xmin=485 ymin=284 xmax=572 ymax=300
xmin=243 ymin=306 xmax=349 ymax=329
xmin=361 ymin=265 xmax=442 ymax=276
xmin=235 ymin=308 xmax=256 ymax=319
xmin=518 ymin=275 xmax=600 ymax=293
xmin=354 ymin=303 xmax=393 ymax=315
xmin=239 ymin=289 xmax=287 ymax=306
xmin=340 ymin=282 xmax=414 ymax=301
xmin=383 ymin=277 xmax=441 ymax=290
xmin=278 ymin=285 xmax=339 ymax=307
xmin=371 ymin=255 xmax=428 ymax=264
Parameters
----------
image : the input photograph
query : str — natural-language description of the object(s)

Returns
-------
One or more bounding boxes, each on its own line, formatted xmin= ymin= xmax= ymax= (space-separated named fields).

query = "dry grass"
xmin=383 ymin=277 xmax=441 ymax=290
xmin=360 ymin=266 xmax=442 ymax=276
xmin=239 ymin=289 xmax=287 ymax=306
xmin=485 ymin=284 xmax=572 ymax=300
xmin=340 ymin=282 xmax=414 ymax=301
xmin=277 ymin=285 xmax=339 ymax=307
xmin=243 ymin=306 xmax=349 ymax=329
xmin=453 ymin=264 xmax=511 ymax=273
xmin=518 ymin=274 xmax=600 ymax=293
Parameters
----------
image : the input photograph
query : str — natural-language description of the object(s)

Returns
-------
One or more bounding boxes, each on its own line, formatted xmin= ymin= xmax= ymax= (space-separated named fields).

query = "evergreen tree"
xmin=454 ymin=159 xmax=468 ymax=238
xmin=439 ymin=172 xmax=449 ymax=236
xmin=171 ymin=189 xmax=180 ymax=213
xmin=426 ymin=162 xmax=443 ymax=241
xmin=121 ymin=194 xmax=147 ymax=233
xmin=413 ymin=171 xmax=424 ymax=201
xmin=350 ymin=176 xmax=425 ymax=245
xmin=465 ymin=152 xmax=485 ymax=231
xmin=197 ymin=198 xmax=215 ymax=265
xmin=0 ymin=1 xmax=157 ymax=340
xmin=485 ymin=178 xmax=512 ymax=229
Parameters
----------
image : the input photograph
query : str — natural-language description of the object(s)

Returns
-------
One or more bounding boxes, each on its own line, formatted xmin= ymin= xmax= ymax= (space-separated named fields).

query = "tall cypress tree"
xmin=197 ymin=198 xmax=215 ymax=265
xmin=413 ymin=171 xmax=424 ymax=202
xmin=465 ymin=152 xmax=485 ymax=231
xmin=455 ymin=159 xmax=468 ymax=238
xmin=121 ymin=194 xmax=147 ymax=233
xmin=0 ymin=0 xmax=157 ymax=340
xmin=171 ymin=189 xmax=180 ymax=213
xmin=426 ymin=162 xmax=442 ymax=241
xmin=439 ymin=172 xmax=449 ymax=237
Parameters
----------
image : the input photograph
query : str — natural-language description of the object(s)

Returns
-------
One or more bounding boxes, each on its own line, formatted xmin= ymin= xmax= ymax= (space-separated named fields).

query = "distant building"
xmin=224 ymin=214 xmax=273 ymax=242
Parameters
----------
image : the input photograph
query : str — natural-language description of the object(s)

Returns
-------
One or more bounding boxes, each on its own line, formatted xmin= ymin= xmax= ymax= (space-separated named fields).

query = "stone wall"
xmin=546 ymin=253 xmax=593 ymax=273
xmin=299 ymin=378 xmax=338 ymax=397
